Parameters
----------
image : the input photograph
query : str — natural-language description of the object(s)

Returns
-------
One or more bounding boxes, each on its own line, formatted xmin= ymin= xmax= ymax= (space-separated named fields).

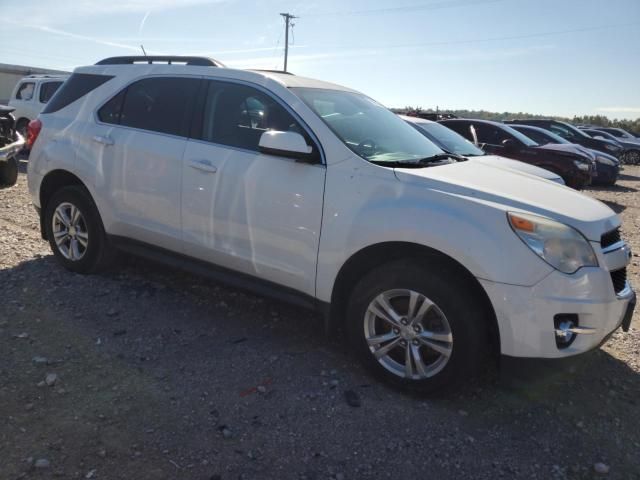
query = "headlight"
xmin=596 ymin=155 xmax=616 ymax=166
xmin=604 ymin=144 xmax=619 ymax=152
xmin=573 ymin=160 xmax=591 ymax=171
xmin=508 ymin=212 xmax=598 ymax=274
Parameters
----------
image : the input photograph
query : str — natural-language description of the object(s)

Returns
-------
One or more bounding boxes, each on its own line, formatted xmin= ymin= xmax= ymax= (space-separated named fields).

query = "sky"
xmin=1 ymin=0 xmax=639 ymax=119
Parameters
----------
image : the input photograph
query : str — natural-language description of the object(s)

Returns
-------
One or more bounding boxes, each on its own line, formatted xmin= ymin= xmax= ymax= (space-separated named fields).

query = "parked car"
xmin=580 ymin=128 xmax=640 ymax=165
xmin=27 ymin=56 xmax=635 ymax=392
xmin=509 ymin=124 xmax=620 ymax=185
xmin=439 ymin=119 xmax=595 ymax=189
xmin=401 ymin=115 xmax=564 ymax=184
xmin=591 ymin=127 xmax=639 ymax=141
xmin=504 ymin=119 xmax=625 ymax=159
xmin=0 ymin=104 xmax=25 ymax=186
xmin=8 ymin=74 xmax=68 ymax=138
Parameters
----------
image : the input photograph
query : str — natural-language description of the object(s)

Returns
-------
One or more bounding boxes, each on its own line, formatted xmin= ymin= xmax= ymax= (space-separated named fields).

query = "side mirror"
xmin=502 ymin=138 xmax=518 ymax=151
xmin=258 ymin=131 xmax=318 ymax=163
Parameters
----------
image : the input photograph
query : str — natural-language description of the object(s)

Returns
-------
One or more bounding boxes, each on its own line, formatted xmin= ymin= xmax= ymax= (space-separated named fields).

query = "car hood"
xmin=472 ymin=154 xmax=563 ymax=183
xmin=394 ymin=160 xmax=618 ymax=241
xmin=534 ymin=143 xmax=592 ymax=161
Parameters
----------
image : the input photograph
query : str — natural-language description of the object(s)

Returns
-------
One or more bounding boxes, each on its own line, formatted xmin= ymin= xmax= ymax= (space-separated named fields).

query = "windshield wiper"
xmin=416 ymin=153 xmax=467 ymax=163
xmin=370 ymin=153 xmax=467 ymax=169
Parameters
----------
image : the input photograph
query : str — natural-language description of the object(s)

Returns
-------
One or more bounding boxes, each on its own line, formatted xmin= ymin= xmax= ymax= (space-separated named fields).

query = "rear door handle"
xmin=92 ymin=135 xmax=114 ymax=146
xmin=188 ymin=159 xmax=217 ymax=173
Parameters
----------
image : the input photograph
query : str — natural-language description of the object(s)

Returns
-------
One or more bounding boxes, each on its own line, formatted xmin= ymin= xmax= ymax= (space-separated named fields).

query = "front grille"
xmin=610 ymin=268 xmax=627 ymax=294
xmin=601 ymin=228 xmax=621 ymax=249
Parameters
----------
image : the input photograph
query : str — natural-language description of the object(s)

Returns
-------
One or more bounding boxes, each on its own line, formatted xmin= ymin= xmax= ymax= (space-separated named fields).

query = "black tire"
xmin=0 ymin=156 xmax=18 ymax=187
xmin=44 ymin=186 xmax=115 ymax=273
xmin=346 ymin=258 xmax=489 ymax=393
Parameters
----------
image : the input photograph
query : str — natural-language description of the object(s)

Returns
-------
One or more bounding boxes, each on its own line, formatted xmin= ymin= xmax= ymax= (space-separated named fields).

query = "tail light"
xmin=26 ymin=118 xmax=42 ymax=149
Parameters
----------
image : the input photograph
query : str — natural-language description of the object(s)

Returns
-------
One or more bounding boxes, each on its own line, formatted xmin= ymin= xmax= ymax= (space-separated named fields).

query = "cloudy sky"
xmin=1 ymin=0 xmax=639 ymax=119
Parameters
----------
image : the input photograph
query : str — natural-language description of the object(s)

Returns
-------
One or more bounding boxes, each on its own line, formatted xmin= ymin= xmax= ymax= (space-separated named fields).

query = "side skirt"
xmin=108 ymin=235 xmax=330 ymax=315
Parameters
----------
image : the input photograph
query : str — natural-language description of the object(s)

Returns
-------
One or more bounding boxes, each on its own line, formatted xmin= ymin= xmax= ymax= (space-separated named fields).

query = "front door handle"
xmin=188 ymin=159 xmax=218 ymax=173
xmin=92 ymin=135 xmax=114 ymax=146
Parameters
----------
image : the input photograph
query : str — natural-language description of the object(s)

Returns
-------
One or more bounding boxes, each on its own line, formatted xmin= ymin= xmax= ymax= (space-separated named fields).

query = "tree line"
xmin=394 ymin=107 xmax=640 ymax=135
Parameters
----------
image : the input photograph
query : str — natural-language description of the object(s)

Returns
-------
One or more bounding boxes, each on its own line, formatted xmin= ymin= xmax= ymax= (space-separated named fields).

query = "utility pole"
xmin=280 ymin=12 xmax=298 ymax=72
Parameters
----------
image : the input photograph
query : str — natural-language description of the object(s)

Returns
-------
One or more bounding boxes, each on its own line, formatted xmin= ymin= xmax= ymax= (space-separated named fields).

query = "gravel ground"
xmin=1 ymin=160 xmax=639 ymax=480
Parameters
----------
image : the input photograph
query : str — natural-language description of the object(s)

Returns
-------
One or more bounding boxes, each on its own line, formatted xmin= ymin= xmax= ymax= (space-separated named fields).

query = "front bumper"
xmin=480 ymin=251 xmax=635 ymax=358
xmin=0 ymin=132 xmax=24 ymax=163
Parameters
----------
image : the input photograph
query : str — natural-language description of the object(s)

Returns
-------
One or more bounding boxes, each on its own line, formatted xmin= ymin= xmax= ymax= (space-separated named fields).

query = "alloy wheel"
xmin=52 ymin=202 xmax=89 ymax=261
xmin=364 ymin=289 xmax=453 ymax=380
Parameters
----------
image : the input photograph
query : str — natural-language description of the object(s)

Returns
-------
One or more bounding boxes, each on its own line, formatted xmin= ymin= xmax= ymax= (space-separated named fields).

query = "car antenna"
xmin=140 ymin=45 xmax=147 ymax=57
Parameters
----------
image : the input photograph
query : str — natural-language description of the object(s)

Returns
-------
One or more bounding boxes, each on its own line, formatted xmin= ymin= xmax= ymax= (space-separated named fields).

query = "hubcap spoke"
xmin=367 ymin=331 xmax=399 ymax=347
xmin=404 ymin=343 xmax=413 ymax=378
xmin=368 ymin=293 xmax=402 ymax=326
xmin=373 ymin=337 xmax=402 ymax=359
xmin=70 ymin=205 xmax=81 ymax=226
xmin=417 ymin=335 xmax=452 ymax=357
xmin=411 ymin=344 xmax=428 ymax=377
xmin=420 ymin=330 xmax=453 ymax=343
xmin=55 ymin=209 xmax=71 ymax=228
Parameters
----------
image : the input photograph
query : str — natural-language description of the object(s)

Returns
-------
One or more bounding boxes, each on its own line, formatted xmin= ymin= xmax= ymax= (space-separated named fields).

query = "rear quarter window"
xmin=39 ymin=81 xmax=64 ymax=103
xmin=42 ymin=73 xmax=113 ymax=114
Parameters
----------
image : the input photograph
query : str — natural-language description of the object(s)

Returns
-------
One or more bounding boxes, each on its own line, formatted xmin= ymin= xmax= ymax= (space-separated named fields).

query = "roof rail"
xmin=95 ymin=56 xmax=224 ymax=67
xmin=251 ymin=69 xmax=295 ymax=75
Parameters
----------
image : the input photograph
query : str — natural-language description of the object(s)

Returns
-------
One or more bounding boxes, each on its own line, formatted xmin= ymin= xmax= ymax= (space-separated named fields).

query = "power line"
xmin=310 ymin=0 xmax=504 ymax=17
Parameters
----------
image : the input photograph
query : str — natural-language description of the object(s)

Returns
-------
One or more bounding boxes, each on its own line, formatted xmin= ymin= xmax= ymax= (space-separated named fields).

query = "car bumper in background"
xmin=0 ymin=132 xmax=24 ymax=162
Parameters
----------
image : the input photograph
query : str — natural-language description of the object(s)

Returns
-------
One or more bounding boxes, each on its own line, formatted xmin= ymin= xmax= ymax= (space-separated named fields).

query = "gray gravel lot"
xmin=1 ymin=161 xmax=639 ymax=479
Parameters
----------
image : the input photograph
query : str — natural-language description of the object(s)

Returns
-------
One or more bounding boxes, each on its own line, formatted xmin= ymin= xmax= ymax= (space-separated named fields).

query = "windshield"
xmin=517 ymin=126 xmax=570 ymax=145
xmin=559 ymin=121 xmax=591 ymax=139
xmin=291 ymin=88 xmax=443 ymax=163
xmin=411 ymin=121 xmax=485 ymax=156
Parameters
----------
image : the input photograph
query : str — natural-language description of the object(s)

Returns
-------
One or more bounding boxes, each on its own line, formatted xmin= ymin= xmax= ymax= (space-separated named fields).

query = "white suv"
xmin=9 ymin=74 xmax=69 ymax=137
xmin=27 ymin=56 xmax=635 ymax=392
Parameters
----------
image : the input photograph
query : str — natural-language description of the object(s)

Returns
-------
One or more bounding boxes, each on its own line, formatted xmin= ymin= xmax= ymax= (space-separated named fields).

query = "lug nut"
xmin=400 ymin=340 xmax=407 ymax=346
xmin=413 ymin=325 xmax=420 ymax=333
xmin=393 ymin=328 xmax=400 ymax=334
xmin=400 ymin=318 xmax=408 ymax=325
xmin=412 ymin=340 xmax=420 ymax=346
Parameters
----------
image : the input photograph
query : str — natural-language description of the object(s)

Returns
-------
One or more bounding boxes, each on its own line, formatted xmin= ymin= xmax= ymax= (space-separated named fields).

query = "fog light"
xmin=554 ymin=314 xmax=578 ymax=348
xmin=554 ymin=314 xmax=596 ymax=349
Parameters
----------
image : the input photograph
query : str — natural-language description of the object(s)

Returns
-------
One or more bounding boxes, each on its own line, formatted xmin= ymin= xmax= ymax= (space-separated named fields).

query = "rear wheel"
xmin=0 ymin=156 xmax=18 ymax=187
xmin=346 ymin=259 xmax=489 ymax=393
xmin=44 ymin=186 xmax=115 ymax=273
xmin=625 ymin=149 xmax=640 ymax=166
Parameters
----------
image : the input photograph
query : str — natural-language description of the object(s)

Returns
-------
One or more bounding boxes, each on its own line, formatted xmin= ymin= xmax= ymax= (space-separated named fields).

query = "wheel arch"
xmin=328 ymin=241 xmax=500 ymax=356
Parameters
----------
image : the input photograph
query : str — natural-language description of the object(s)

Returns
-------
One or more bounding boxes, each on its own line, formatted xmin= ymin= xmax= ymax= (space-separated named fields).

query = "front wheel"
xmin=44 ymin=186 xmax=115 ymax=273
xmin=346 ymin=259 xmax=489 ymax=393
xmin=0 ymin=157 xmax=18 ymax=187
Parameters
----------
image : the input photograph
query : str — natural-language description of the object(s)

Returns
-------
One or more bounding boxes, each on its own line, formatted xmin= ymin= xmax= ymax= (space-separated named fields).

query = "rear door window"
xmin=39 ymin=81 xmax=63 ymax=103
xmin=118 ymin=77 xmax=200 ymax=137
xmin=16 ymin=82 xmax=35 ymax=100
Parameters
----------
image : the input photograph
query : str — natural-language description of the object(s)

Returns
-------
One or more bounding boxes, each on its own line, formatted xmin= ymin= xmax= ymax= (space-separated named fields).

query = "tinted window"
xmin=440 ymin=122 xmax=473 ymax=141
xmin=119 ymin=77 xmax=200 ymax=137
xmin=42 ymin=73 xmax=113 ymax=114
xmin=514 ymin=127 xmax=548 ymax=144
xmin=412 ymin=121 xmax=484 ymax=156
xmin=16 ymin=82 xmax=35 ymax=100
xmin=474 ymin=124 xmax=511 ymax=145
xmin=98 ymin=89 xmax=126 ymax=124
xmin=39 ymin=81 xmax=63 ymax=103
xmin=197 ymin=81 xmax=313 ymax=153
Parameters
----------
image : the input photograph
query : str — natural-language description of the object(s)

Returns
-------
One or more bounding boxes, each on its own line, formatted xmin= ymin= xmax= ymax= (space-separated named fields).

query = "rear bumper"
xmin=0 ymin=132 xmax=24 ymax=162
xmin=480 ymin=265 xmax=635 ymax=358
